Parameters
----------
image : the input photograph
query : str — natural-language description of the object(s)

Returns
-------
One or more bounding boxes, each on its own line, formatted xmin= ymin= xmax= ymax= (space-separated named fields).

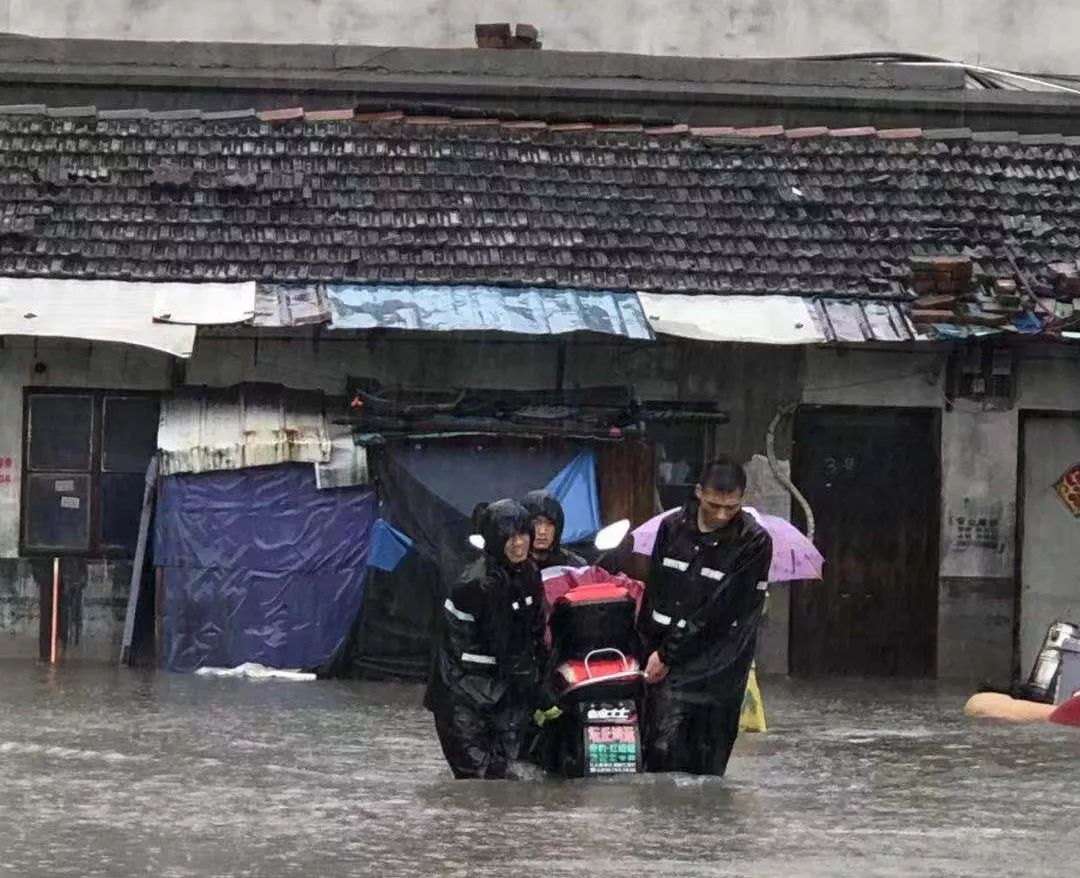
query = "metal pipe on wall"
xmin=50 ymin=557 xmax=59 ymax=664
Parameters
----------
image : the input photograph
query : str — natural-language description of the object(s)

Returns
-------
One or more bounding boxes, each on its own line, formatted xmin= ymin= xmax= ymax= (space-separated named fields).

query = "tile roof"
xmin=0 ymin=108 xmax=1079 ymax=299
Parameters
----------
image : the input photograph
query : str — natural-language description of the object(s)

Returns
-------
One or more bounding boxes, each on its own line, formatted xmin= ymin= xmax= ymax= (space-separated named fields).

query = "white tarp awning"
xmin=0 ymin=278 xmax=198 ymax=357
xmin=152 ymin=282 xmax=257 ymax=325
xmin=637 ymin=293 xmax=828 ymax=345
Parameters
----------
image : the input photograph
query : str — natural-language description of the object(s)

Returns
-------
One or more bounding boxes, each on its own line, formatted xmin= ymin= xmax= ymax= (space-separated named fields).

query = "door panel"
xmin=791 ymin=407 xmax=940 ymax=676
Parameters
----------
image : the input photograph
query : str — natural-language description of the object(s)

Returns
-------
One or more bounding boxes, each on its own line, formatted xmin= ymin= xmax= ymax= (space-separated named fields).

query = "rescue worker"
xmin=638 ymin=457 xmax=773 ymax=777
xmin=424 ymin=499 xmax=553 ymax=779
xmin=521 ymin=490 xmax=586 ymax=570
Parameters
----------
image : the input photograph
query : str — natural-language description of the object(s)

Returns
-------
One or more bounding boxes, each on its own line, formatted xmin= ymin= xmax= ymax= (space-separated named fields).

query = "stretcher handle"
xmin=583 ymin=648 xmax=631 ymax=679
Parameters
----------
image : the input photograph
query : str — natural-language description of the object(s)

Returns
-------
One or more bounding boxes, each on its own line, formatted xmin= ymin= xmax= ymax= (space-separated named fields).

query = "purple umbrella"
xmin=631 ymin=507 xmax=823 ymax=583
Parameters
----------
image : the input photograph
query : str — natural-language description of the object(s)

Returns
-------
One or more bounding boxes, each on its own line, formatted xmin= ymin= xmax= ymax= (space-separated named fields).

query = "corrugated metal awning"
xmin=158 ymin=384 xmax=332 ymax=476
xmin=638 ymin=293 xmax=921 ymax=345
xmin=809 ymin=299 xmax=920 ymax=343
xmin=0 ymin=278 xmax=197 ymax=356
xmin=327 ymin=284 xmax=653 ymax=340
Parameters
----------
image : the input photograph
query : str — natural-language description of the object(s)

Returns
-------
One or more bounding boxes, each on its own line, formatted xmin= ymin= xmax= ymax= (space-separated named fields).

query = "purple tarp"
xmin=155 ymin=464 xmax=375 ymax=672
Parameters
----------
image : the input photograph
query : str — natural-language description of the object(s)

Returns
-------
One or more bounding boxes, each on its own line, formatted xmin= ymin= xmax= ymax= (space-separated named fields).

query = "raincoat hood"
xmin=479 ymin=499 xmax=533 ymax=564
xmin=522 ymin=490 xmax=566 ymax=550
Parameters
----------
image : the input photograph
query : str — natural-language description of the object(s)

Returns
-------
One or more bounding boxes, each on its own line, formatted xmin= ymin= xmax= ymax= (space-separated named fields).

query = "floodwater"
xmin=0 ymin=663 xmax=1076 ymax=878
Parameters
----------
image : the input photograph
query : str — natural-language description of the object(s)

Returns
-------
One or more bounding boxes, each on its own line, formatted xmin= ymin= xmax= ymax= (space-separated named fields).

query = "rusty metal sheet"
xmin=158 ymin=384 xmax=331 ymax=476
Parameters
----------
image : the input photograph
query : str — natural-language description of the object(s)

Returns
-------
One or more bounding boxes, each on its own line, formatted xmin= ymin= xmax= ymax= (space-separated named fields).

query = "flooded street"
xmin=0 ymin=661 xmax=1076 ymax=878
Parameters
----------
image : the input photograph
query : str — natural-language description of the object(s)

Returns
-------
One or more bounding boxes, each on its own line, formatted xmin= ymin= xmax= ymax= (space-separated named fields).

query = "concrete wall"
xmin=938 ymin=409 xmax=1018 ymax=684
xmin=3 ymin=0 xmax=1077 ymax=75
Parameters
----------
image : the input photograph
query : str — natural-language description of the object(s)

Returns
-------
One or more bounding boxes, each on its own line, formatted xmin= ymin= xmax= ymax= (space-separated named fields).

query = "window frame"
xmin=21 ymin=388 xmax=159 ymax=558
xmin=649 ymin=417 xmax=717 ymax=509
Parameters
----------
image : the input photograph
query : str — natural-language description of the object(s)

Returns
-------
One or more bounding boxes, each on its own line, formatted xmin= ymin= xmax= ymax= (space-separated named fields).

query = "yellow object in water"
xmin=740 ymin=663 xmax=767 ymax=733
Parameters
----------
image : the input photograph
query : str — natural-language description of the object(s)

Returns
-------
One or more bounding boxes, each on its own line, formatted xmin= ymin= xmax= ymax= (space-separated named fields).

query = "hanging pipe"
xmin=50 ymin=557 xmax=60 ymax=664
xmin=766 ymin=402 xmax=815 ymax=542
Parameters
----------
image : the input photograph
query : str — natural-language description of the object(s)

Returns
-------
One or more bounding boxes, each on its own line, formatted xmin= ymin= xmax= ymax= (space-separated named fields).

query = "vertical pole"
xmin=50 ymin=557 xmax=59 ymax=664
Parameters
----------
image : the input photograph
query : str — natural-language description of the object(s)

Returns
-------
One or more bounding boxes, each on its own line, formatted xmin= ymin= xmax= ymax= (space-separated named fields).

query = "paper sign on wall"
xmin=60 ymin=496 xmax=80 ymax=510
xmin=54 ymin=480 xmax=75 ymax=493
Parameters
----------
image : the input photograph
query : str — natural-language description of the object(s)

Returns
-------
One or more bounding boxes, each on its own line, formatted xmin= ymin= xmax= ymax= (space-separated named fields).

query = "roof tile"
xmin=785 ymin=127 xmax=829 ymax=138
xmin=355 ymin=111 xmax=405 ymax=122
xmin=735 ymin=125 xmax=784 ymax=137
xmin=829 ymin=126 xmax=876 ymax=137
xmin=46 ymin=105 xmax=96 ymax=118
xmin=0 ymin=110 xmax=1071 ymax=300
xmin=303 ymin=109 xmax=355 ymax=122
xmin=876 ymin=127 xmax=922 ymax=139
xmin=257 ymin=107 xmax=305 ymax=122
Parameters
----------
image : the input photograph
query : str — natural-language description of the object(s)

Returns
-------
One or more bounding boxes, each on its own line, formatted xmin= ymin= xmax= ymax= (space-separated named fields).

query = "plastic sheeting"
xmin=543 ymin=451 xmax=601 ymax=544
xmin=395 ymin=444 xmax=576 ymax=515
xmin=194 ymin=663 xmax=316 ymax=682
xmin=328 ymin=284 xmax=653 ymax=339
xmin=340 ymin=442 xmax=600 ymax=680
xmin=155 ymin=464 xmax=375 ymax=673
xmin=368 ymin=519 xmax=412 ymax=572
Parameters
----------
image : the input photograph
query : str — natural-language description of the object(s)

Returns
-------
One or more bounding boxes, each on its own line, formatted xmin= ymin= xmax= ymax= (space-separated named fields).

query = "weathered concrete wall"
xmin=187 ymin=335 xmax=559 ymax=393
xmin=0 ymin=560 xmax=39 ymax=658
xmin=3 ymin=0 xmax=1077 ymax=75
xmin=802 ymin=347 xmax=946 ymax=409
xmin=938 ymin=410 xmax=1018 ymax=684
xmin=744 ymin=454 xmax=793 ymax=677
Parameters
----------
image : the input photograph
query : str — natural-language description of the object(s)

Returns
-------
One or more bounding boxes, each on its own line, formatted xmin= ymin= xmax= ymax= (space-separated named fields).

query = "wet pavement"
xmin=0 ymin=661 xmax=1076 ymax=877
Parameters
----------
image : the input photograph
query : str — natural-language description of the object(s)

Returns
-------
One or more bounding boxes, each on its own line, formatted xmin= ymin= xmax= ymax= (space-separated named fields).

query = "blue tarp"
xmin=368 ymin=519 xmax=413 ymax=572
xmin=155 ymin=464 xmax=375 ymax=673
xmin=544 ymin=450 xmax=601 ymax=544
xmin=327 ymin=284 xmax=654 ymax=340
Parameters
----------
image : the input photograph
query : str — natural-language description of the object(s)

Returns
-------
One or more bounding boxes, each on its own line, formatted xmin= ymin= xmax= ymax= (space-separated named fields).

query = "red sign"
xmin=587 ymin=725 xmax=636 ymax=744
xmin=1056 ymin=464 xmax=1080 ymax=517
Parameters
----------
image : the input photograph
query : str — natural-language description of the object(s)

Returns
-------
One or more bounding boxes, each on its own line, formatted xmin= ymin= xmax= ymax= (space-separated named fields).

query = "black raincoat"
xmin=638 ymin=501 xmax=772 ymax=776
xmin=521 ymin=490 xmax=586 ymax=570
xmin=425 ymin=499 xmax=551 ymax=779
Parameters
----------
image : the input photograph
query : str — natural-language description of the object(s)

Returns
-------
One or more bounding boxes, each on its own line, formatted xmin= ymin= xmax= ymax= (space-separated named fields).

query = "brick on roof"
xmin=0 ymin=109 xmax=1075 ymax=298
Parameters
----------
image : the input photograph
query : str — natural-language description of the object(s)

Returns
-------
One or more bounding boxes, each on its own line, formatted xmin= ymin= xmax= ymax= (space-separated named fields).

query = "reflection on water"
xmin=0 ymin=661 xmax=1076 ymax=877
